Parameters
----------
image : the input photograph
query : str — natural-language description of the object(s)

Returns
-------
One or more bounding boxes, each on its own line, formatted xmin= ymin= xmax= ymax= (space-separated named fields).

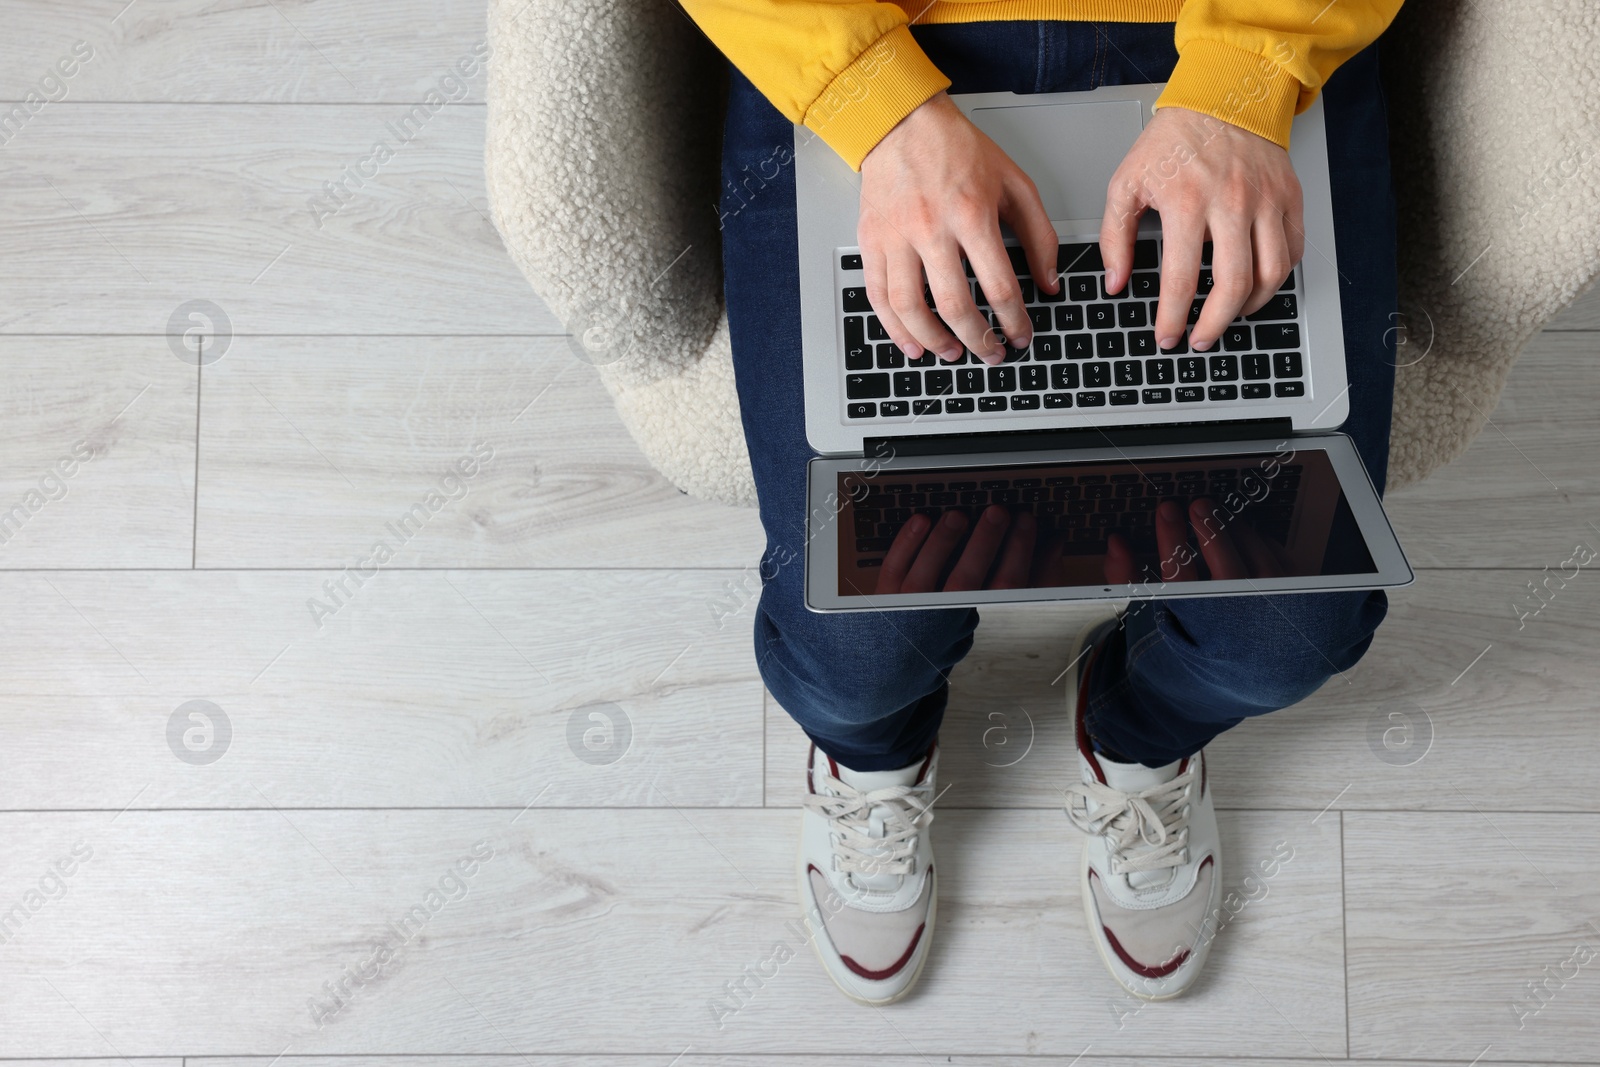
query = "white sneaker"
xmin=796 ymin=741 xmax=938 ymax=1005
xmin=1062 ymin=617 xmax=1222 ymax=1000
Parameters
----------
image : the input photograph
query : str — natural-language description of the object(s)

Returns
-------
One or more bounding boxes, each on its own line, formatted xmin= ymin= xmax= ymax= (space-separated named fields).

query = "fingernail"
xmin=1192 ymin=339 xmax=1212 ymax=352
xmin=904 ymin=341 xmax=923 ymax=358
xmin=986 ymin=507 xmax=1008 ymax=525
xmin=908 ymin=514 xmax=927 ymax=534
xmin=1158 ymin=336 xmax=1176 ymax=351
xmin=942 ymin=346 xmax=963 ymax=361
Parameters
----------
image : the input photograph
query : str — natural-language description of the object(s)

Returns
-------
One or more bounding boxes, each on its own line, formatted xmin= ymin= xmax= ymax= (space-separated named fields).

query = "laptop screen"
xmin=831 ymin=447 xmax=1378 ymax=601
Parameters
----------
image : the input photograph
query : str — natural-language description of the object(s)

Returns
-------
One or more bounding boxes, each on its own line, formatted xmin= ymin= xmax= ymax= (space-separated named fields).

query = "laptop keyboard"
xmin=851 ymin=464 xmax=1303 ymax=563
xmin=838 ymin=239 xmax=1305 ymax=420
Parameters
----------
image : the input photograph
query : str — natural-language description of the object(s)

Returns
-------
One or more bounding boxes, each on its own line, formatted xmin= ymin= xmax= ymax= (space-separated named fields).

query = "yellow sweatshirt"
xmin=679 ymin=0 xmax=1403 ymax=169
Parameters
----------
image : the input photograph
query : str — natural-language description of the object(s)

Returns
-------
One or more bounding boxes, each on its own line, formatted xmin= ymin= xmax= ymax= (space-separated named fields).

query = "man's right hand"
xmin=857 ymin=91 xmax=1060 ymax=366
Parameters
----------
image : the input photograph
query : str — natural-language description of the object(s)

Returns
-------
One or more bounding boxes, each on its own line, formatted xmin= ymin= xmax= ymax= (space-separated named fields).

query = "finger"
xmin=885 ymin=245 xmax=961 ymax=360
xmin=944 ymin=505 xmax=1011 ymax=591
xmin=1155 ymin=498 xmax=1200 ymax=582
xmin=1242 ymin=211 xmax=1291 ymax=317
xmin=1100 ymin=164 xmax=1150 ymax=297
xmin=1283 ymin=172 xmax=1306 ymax=267
xmin=860 ymin=239 xmax=921 ymax=359
xmin=963 ymin=225 xmax=1030 ymax=360
xmin=989 ymin=508 xmax=1037 ymax=589
xmin=1153 ymin=212 xmax=1203 ymax=353
xmin=1190 ymin=211 xmax=1251 ymax=352
xmin=1103 ymin=531 xmax=1139 ymax=586
xmin=875 ymin=511 xmax=935 ymax=594
xmin=1190 ymin=497 xmax=1248 ymax=579
xmin=902 ymin=509 xmax=970 ymax=592
xmin=925 ymin=245 xmax=1000 ymax=363
xmin=1002 ymin=172 xmax=1060 ymax=295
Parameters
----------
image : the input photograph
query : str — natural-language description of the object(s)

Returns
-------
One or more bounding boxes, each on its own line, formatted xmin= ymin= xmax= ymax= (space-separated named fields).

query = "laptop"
xmin=794 ymin=83 xmax=1412 ymax=611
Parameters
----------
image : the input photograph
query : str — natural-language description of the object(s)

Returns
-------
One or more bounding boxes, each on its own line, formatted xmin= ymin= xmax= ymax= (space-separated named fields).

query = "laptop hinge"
xmin=863 ymin=417 xmax=1296 ymax=459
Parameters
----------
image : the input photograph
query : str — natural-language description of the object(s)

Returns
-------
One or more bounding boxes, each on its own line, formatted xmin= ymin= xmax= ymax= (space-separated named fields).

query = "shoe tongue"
xmin=836 ymin=759 xmax=923 ymax=791
xmin=1098 ymin=754 xmax=1181 ymax=793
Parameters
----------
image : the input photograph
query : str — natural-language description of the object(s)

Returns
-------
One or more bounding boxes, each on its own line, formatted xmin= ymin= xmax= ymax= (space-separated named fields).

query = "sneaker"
xmin=796 ymin=740 xmax=938 ymax=1005
xmin=1062 ymin=617 xmax=1222 ymax=1000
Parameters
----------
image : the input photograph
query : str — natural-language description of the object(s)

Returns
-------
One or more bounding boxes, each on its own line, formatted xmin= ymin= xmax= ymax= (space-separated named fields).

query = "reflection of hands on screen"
xmin=1104 ymin=498 xmax=1289 ymax=585
xmin=876 ymin=504 xmax=1064 ymax=594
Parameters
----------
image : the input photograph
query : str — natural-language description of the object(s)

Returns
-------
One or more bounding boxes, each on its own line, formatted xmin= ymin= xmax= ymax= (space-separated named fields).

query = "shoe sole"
xmin=793 ymin=821 xmax=937 ymax=1006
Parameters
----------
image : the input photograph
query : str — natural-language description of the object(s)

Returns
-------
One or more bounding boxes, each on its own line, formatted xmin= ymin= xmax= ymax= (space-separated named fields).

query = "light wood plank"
xmin=0 ymin=808 xmax=1343 ymax=1057
xmin=1385 ymin=330 xmax=1600 ymax=567
xmin=1543 ymin=279 xmax=1600 ymax=330
xmin=1347 ymin=810 xmax=1600 ymax=1062
xmin=0 ymin=105 xmax=557 ymax=335
xmin=1 ymin=1 xmax=488 ymax=103
xmin=195 ymin=338 xmax=764 ymax=568
xmin=0 ymin=338 xmax=195 ymax=567
xmin=768 ymin=568 xmax=1600 ymax=813
xmin=0 ymin=569 xmax=761 ymax=809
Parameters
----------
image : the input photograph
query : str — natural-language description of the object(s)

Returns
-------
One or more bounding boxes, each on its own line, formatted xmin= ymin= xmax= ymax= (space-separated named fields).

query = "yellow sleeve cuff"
xmin=1153 ymin=37 xmax=1305 ymax=150
xmin=801 ymin=23 xmax=952 ymax=171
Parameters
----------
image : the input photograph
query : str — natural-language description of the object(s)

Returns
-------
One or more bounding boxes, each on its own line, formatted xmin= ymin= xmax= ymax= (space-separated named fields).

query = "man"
xmin=683 ymin=0 xmax=1403 ymax=1003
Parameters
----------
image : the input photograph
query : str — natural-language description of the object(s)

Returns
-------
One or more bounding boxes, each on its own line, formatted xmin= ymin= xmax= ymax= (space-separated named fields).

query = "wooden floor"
xmin=3 ymin=2 xmax=1599 ymax=1062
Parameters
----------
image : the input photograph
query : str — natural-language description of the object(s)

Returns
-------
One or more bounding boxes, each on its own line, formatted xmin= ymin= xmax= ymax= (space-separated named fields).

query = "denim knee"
xmin=1144 ymin=588 xmax=1388 ymax=713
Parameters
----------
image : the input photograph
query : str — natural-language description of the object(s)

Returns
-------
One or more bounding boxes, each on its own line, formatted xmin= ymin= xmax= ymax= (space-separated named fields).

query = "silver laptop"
xmin=795 ymin=83 xmax=1412 ymax=611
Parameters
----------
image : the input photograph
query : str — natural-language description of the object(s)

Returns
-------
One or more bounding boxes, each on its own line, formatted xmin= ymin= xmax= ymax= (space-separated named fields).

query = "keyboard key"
xmin=1279 ymin=269 xmax=1296 ymax=291
xmin=1200 ymin=240 xmax=1213 ymax=266
xmin=1208 ymin=355 xmax=1239 ymax=381
xmin=1221 ymin=325 xmax=1252 ymax=351
xmin=925 ymin=369 xmax=953 ymax=394
xmin=911 ymin=398 xmax=942 ymax=415
xmin=893 ymin=371 xmax=922 ymax=396
xmin=1050 ymin=364 xmax=1080 ymax=390
xmin=1001 ymin=344 xmax=1027 ymax=364
xmin=1243 ymin=353 xmax=1271 ymax=380
xmin=1060 ymin=243 xmax=1104 ymax=273
xmin=1029 ymin=307 xmax=1052 ymax=331
xmin=1110 ymin=389 xmax=1139 ymax=406
xmin=960 ymin=490 xmax=988 ymax=505
xmin=880 ymin=400 xmax=910 ymax=415
xmin=1274 ymin=380 xmax=1306 ymax=397
xmin=1176 ymin=386 xmax=1204 ymax=402
xmin=1087 ymin=303 xmax=1115 ymax=330
xmin=1118 ymin=302 xmax=1147 ymax=328
xmin=1055 ymin=305 xmax=1084 ymax=331
xmin=867 ymin=316 xmax=889 ymax=341
xmin=957 ymin=368 xmax=985 ymax=393
xmin=1208 ymin=385 xmax=1238 ymax=401
xmin=1142 ymin=387 xmax=1172 ymax=404
xmin=1241 ymin=383 xmax=1271 ymax=399
xmin=842 ymin=287 xmax=871 ymax=312
xmin=1010 ymin=394 xmax=1040 ymax=410
xmin=1065 ymin=333 xmax=1094 ymax=358
xmin=1273 ymin=351 xmax=1304 ymax=378
xmin=972 ymin=281 xmax=989 ymax=307
xmin=1044 ymin=392 xmax=1073 ymax=408
xmin=1084 ymin=483 xmax=1114 ymax=500
xmin=1096 ymin=332 xmax=1125 ymax=358
xmin=841 ymin=253 xmax=863 ymax=270
xmin=846 ymin=344 xmax=873 ymax=370
xmin=1038 ymin=278 xmax=1066 ymax=302
xmin=1114 ymin=360 xmax=1143 ymax=386
xmin=1133 ymin=239 xmax=1158 ymax=269
xmin=1034 ymin=335 xmax=1062 ymax=361
xmin=945 ymin=397 xmax=975 ymax=413
xmin=1196 ymin=268 xmax=1214 ymax=294
xmin=1076 ymin=390 xmax=1107 ymax=407
xmin=1068 ymin=275 xmax=1098 ymax=301
xmin=987 ymin=366 xmax=1016 ymax=392
xmin=1021 ymin=365 xmax=1048 ymax=391
xmin=877 ymin=343 xmax=905 ymax=368
xmin=978 ymin=396 xmax=1008 ymax=411
xmin=1177 ymin=358 xmax=1207 ymax=383
xmin=908 ymin=350 xmax=936 ymax=367
xmin=846 ymin=373 xmax=890 ymax=399
xmin=1084 ymin=362 xmax=1112 ymax=388
xmin=1102 ymin=275 xmax=1129 ymax=300
xmin=1146 ymin=358 xmax=1175 ymax=384
xmin=847 ymin=402 xmax=876 ymax=418
xmin=1018 ymin=279 xmax=1035 ymax=303
xmin=1255 ymin=323 xmax=1301 ymax=349
xmin=1246 ymin=294 xmax=1298 ymax=321
xmin=1128 ymin=330 xmax=1158 ymax=356
xmin=1159 ymin=331 xmax=1189 ymax=354
xmin=1130 ymin=271 xmax=1160 ymax=298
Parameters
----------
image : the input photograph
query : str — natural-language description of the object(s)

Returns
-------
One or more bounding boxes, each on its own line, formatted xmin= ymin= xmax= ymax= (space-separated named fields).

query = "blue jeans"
xmin=719 ymin=21 xmax=1398 ymax=770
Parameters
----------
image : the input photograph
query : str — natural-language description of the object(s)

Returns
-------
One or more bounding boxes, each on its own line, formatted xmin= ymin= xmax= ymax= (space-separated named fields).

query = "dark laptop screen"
xmin=834 ymin=447 xmax=1376 ymax=599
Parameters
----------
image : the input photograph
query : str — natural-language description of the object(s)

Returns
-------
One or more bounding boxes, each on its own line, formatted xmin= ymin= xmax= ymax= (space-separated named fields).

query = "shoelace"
xmin=802 ymin=774 xmax=934 ymax=885
xmin=1063 ymin=765 xmax=1196 ymax=876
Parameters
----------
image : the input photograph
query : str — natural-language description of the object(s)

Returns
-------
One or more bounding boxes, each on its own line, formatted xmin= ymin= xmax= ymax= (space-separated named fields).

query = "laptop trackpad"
xmin=968 ymin=99 xmax=1145 ymax=222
